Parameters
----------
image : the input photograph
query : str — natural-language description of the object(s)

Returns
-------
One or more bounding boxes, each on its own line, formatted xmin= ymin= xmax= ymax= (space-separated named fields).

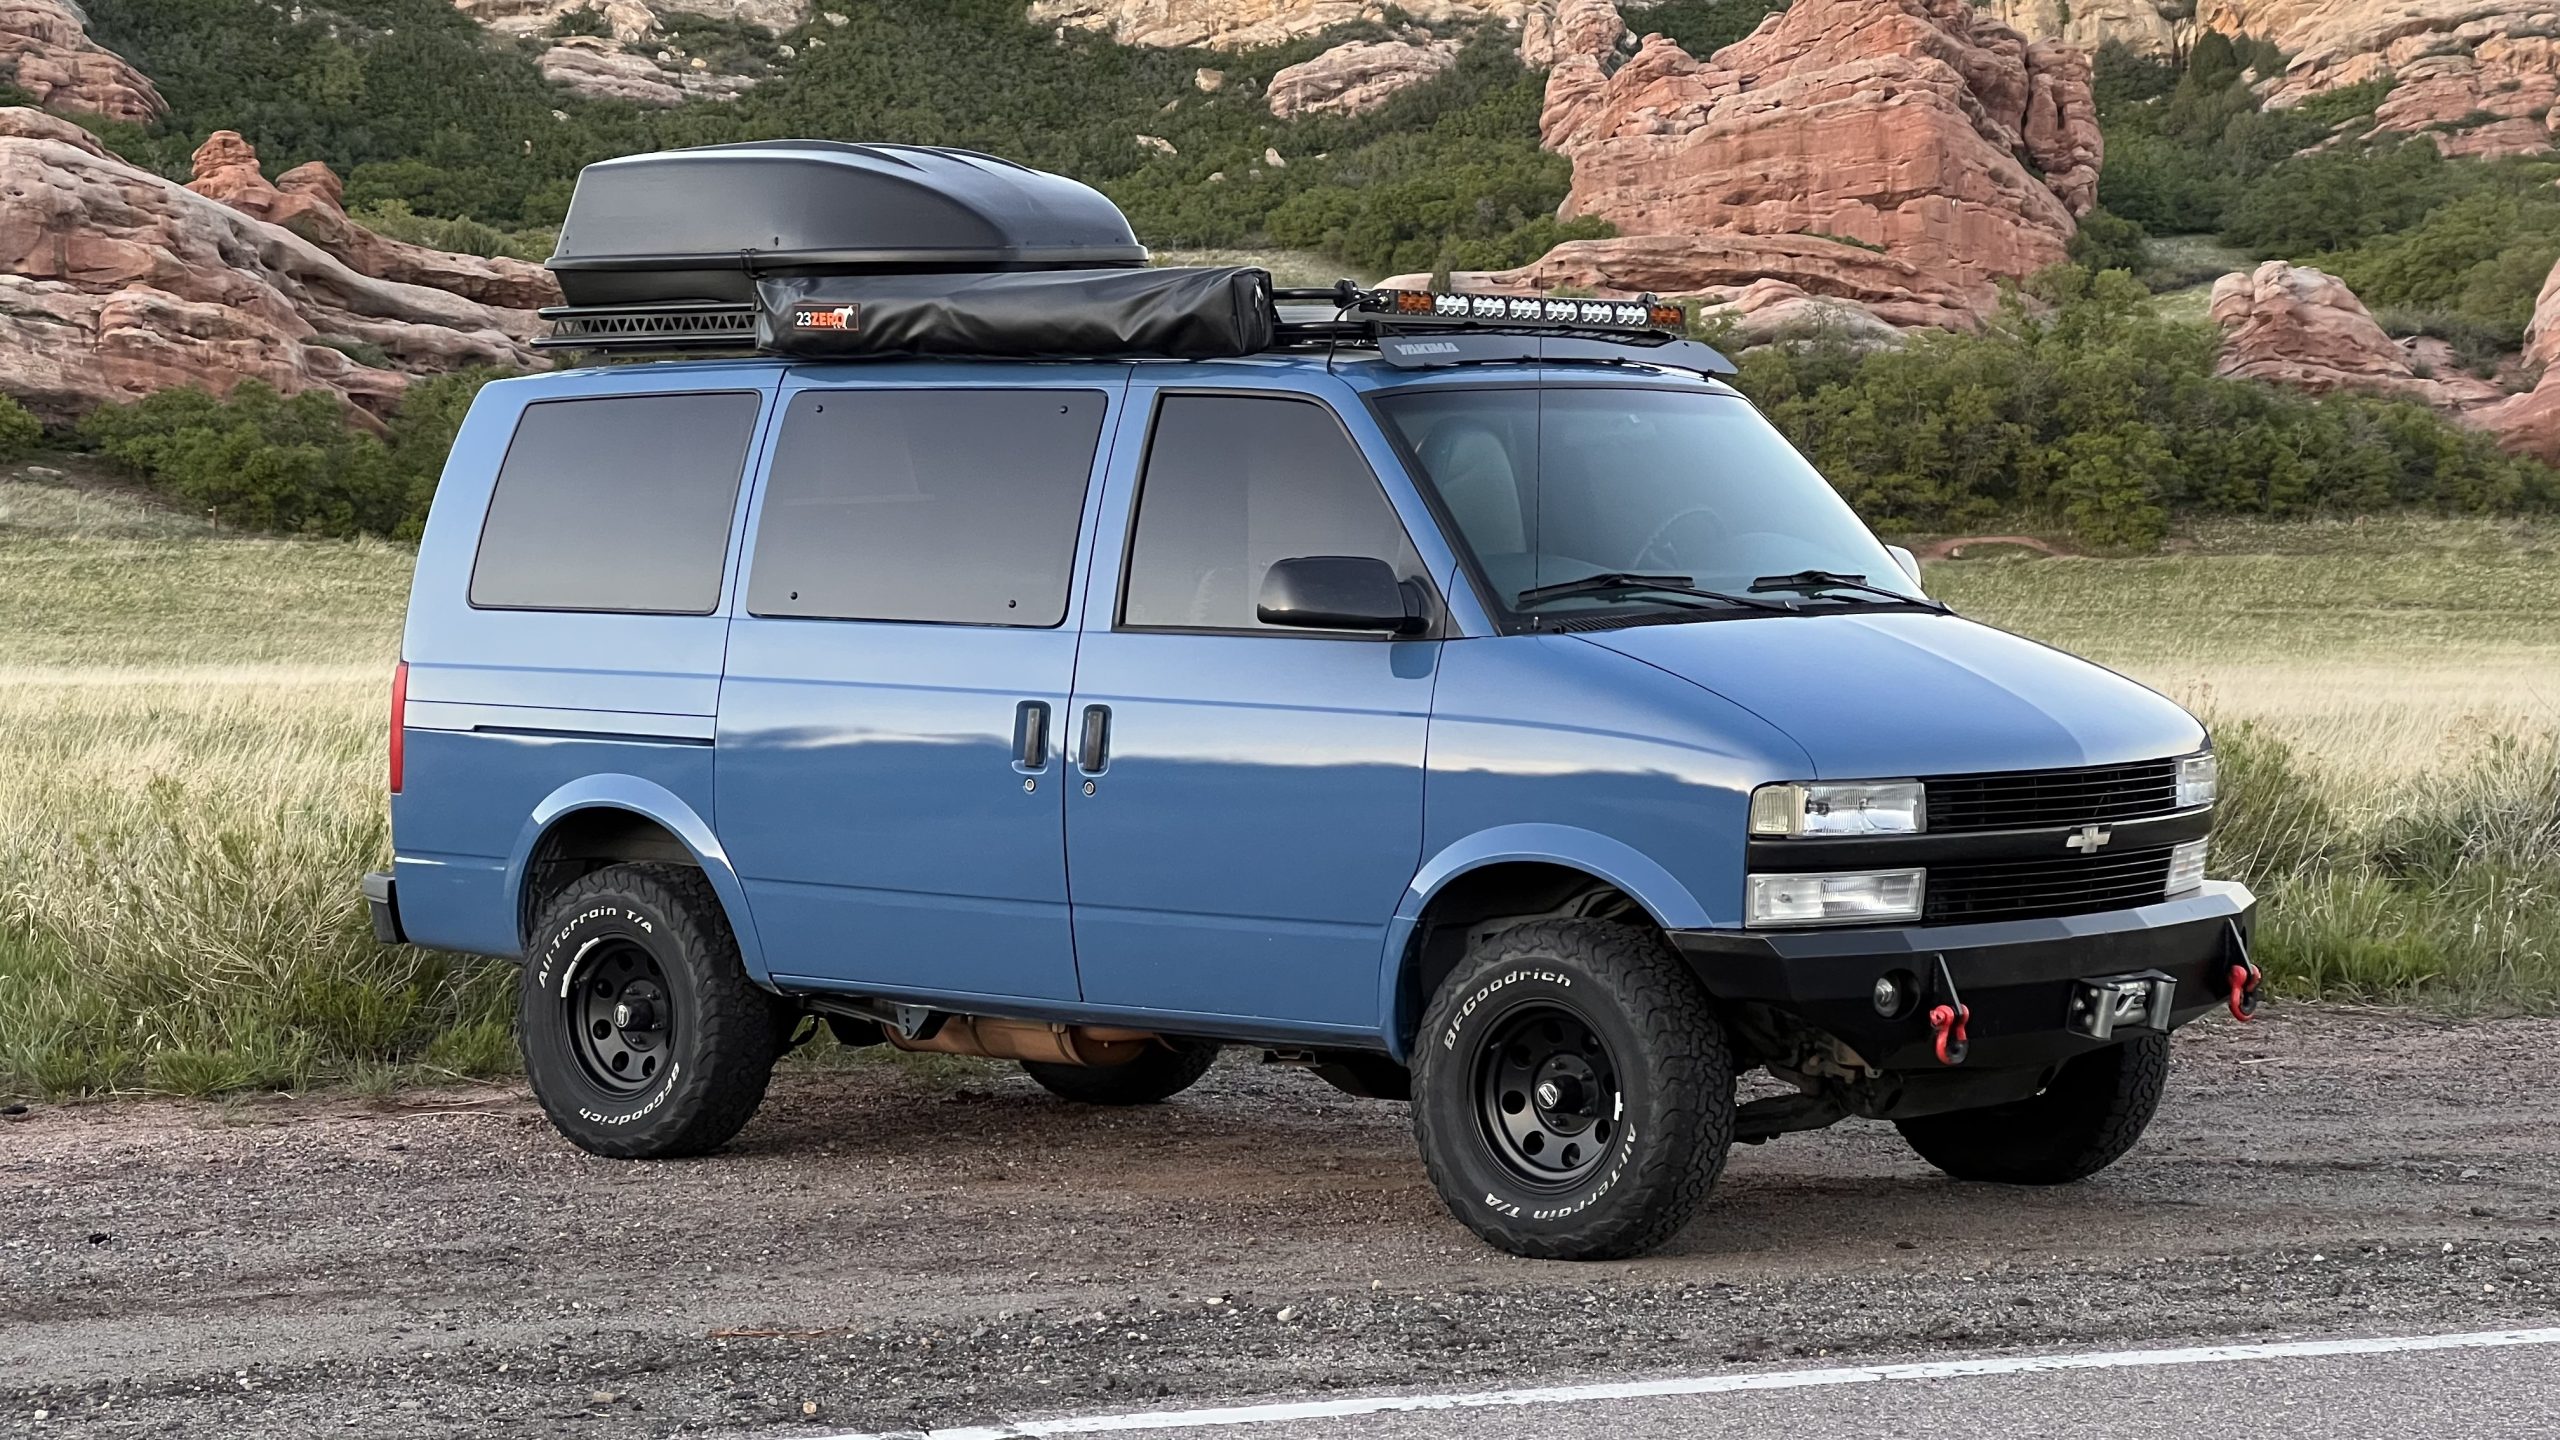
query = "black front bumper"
xmin=362 ymin=870 xmax=407 ymax=946
xmin=1672 ymin=880 xmax=2256 ymax=1071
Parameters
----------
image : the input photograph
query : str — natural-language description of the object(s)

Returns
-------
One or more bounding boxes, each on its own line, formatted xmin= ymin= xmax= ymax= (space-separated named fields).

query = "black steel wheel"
xmin=565 ymin=938 xmax=676 ymax=1096
xmin=1412 ymin=920 xmax=1734 ymax=1261
xmin=519 ymin=863 xmax=793 ymax=1160
xmin=1476 ymin=1004 xmax=1620 ymax=1190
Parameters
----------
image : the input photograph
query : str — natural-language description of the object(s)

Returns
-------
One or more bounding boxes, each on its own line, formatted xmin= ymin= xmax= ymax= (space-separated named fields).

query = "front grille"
xmin=1925 ymin=844 xmax=2177 ymax=924
xmin=1927 ymin=758 xmax=2182 ymax=832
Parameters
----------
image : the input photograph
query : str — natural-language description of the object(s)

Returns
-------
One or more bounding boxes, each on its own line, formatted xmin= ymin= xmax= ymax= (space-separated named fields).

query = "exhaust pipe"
xmin=884 ymin=1015 xmax=1161 ymax=1068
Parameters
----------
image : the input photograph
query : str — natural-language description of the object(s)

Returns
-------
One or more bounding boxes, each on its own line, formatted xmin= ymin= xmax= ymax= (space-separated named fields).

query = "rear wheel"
xmin=1411 ymin=920 xmax=1733 ymax=1261
xmin=1022 ymin=1041 xmax=1219 ymax=1105
xmin=520 ymin=863 xmax=792 ymax=1159
xmin=1895 ymin=1031 xmax=2168 ymax=1184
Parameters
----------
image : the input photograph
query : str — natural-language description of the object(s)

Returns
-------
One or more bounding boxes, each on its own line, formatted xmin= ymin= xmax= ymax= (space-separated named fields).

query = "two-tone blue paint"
xmin=388 ymin=351 xmax=2207 ymax=1057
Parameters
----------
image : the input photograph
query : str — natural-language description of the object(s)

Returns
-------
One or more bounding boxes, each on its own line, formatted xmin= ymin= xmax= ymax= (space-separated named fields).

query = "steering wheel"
xmin=1633 ymin=507 xmax=1723 ymax=573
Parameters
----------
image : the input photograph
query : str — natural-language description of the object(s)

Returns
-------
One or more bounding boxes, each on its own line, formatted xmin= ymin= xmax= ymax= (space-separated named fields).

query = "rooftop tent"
xmin=545 ymin=141 xmax=1151 ymax=308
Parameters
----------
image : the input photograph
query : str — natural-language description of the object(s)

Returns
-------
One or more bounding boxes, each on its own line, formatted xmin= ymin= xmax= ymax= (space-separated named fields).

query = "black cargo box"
xmin=546 ymin=142 xmax=1150 ymax=308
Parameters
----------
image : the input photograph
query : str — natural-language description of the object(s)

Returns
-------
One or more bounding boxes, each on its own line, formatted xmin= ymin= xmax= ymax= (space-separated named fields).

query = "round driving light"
xmin=1872 ymin=972 xmax=1910 ymax=1017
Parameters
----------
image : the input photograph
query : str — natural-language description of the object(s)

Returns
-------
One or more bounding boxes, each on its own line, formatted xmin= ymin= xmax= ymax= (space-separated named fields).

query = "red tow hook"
xmin=2225 ymin=918 xmax=2263 ymax=1023
xmin=1927 ymin=955 xmax=1970 ymax=1066
xmin=1928 ymin=1001 xmax=1971 ymax=1066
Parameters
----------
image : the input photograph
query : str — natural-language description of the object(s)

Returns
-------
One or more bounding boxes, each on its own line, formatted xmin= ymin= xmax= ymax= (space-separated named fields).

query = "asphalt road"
xmin=4 ymin=1006 xmax=2556 ymax=1438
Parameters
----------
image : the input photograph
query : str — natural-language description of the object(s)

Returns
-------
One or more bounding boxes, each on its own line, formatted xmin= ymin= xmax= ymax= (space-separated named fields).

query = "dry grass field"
xmin=1 ymin=469 xmax=2553 ymax=1096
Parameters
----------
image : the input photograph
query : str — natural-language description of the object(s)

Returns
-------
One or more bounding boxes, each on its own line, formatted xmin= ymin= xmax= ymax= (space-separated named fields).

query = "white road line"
xmin=812 ymin=1326 xmax=2560 ymax=1440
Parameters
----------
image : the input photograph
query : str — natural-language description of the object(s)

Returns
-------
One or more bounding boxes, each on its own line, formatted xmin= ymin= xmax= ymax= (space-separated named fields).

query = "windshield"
xmin=1375 ymin=386 xmax=1919 ymax=621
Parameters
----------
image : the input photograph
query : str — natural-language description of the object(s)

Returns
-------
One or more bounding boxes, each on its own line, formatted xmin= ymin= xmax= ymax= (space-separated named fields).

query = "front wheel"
xmin=1895 ymin=1031 xmax=2168 ymax=1184
xmin=520 ymin=863 xmax=793 ymax=1159
xmin=1411 ymin=921 xmax=1734 ymax=1261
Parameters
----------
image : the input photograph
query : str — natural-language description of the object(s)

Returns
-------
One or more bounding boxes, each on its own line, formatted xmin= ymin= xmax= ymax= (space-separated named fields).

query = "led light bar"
xmin=1352 ymin=287 xmax=1684 ymax=333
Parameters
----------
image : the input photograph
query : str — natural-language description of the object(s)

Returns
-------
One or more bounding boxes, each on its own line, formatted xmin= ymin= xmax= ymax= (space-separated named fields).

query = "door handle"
xmin=1077 ymin=705 xmax=1111 ymax=774
xmin=1014 ymin=701 xmax=1050 ymax=772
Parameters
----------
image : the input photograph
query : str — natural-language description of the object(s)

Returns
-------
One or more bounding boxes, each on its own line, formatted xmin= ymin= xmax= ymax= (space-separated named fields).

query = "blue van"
xmin=364 ymin=144 xmax=2258 ymax=1261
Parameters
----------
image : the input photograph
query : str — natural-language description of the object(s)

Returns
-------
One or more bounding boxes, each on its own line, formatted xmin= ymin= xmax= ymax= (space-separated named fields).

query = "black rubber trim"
xmin=362 ymin=871 xmax=407 ymax=946
xmin=1672 ymin=881 xmax=2256 ymax=1070
xmin=1746 ymin=805 xmax=2211 ymax=870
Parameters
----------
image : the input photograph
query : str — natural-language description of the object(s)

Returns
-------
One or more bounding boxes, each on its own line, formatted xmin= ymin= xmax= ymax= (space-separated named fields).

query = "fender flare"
xmin=1374 ymin=824 xmax=1711 ymax=1060
xmin=505 ymin=776 xmax=773 ymax=985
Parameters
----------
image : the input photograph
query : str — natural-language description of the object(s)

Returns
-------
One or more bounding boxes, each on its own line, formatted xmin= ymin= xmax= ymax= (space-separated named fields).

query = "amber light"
xmin=1648 ymin=303 xmax=1686 ymax=328
xmin=388 ymin=660 xmax=409 ymax=795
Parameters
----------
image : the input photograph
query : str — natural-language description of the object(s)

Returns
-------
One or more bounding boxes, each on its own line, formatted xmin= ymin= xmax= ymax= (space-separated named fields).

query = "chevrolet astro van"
xmin=363 ymin=143 xmax=2260 ymax=1260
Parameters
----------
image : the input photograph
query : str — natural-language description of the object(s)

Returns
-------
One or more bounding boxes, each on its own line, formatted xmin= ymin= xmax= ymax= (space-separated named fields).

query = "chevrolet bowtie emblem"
xmin=2066 ymin=824 xmax=2113 ymax=853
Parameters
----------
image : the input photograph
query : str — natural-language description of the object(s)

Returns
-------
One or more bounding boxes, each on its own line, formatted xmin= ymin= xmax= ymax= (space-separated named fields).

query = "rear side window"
xmin=747 ymin=389 xmax=1106 ymax=627
xmin=470 ymin=392 xmax=761 ymax=614
xmin=1121 ymin=393 xmax=1425 ymax=632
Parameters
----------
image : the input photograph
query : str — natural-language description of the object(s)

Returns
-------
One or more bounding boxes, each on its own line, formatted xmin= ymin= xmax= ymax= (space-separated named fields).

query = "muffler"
xmin=884 ymin=1015 xmax=1160 ymax=1068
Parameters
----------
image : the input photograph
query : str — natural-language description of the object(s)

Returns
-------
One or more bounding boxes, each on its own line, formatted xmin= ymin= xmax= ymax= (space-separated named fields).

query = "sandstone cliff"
xmin=0 ymin=114 xmax=548 ymax=424
xmin=1024 ymin=1 xmax=1534 ymax=49
xmin=1511 ymin=0 xmax=2099 ymax=323
xmin=2480 ymin=256 xmax=2560 ymax=463
xmin=1266 ymin=38 xmax=1461 ymax=117
xmin=2210 ymin=260 xmax=2510 ymax=409
xmin=0 ymin=0 xmax=165 ymax=124
xmin=452 ymin=0 xmax=806 ymax=103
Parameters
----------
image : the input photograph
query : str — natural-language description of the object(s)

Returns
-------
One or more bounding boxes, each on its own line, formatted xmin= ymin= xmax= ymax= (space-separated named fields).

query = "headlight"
xmin=1746 ymin=869 xmax=1925 ymax=927
xmin=2177 ymin=750 xmax=2218 ymax=808
xmin=1748 ymin=781 xmax=1925 ymax=837
xmin=2166 ymin=838 xmax=2209 ymax=896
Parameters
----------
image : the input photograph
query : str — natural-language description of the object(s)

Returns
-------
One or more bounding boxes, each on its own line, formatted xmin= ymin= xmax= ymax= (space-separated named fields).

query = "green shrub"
xmin=0 ymin=394 xmax=44 ymax=463
xmin=1619 ymin=0 xmax=1791 ymax=55
xmin=2067 ymin=207 xmax=2151 ymax=274
xmin=75 ymin=372 xmax=509 ymax=538
xmin=1736 ymin=266 xmax=2560 ymax=547
xmin=548 ymin=5 xmax=611 ymax=38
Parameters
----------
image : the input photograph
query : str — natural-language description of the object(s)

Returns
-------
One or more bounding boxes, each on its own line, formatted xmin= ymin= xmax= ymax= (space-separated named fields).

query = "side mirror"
xmin=1257 ymin=556 xmax=1427 ymax=635
xmin=1887 ymin=544 xmax=1924 ymax=588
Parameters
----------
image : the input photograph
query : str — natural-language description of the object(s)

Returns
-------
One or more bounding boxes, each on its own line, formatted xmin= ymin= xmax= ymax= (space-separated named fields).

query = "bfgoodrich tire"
xmin=1022 ymin=1041 xmax=1220 ymax=1105
xmin=1412 ymin=921 xmax=1733 ymax=1261
xmin=520 ymin=863 xmax=794 ymax=1160
xmin=1895 ymin=1031 xmax=2169 ymax=1184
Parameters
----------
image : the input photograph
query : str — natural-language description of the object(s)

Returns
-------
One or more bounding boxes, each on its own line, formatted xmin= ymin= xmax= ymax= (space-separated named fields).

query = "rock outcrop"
xmin=2480 ymin=256 xmax=2560 ymax=462
xmin=1990 ymin=0 xmax=2188 ymax=56
xmin=1515 ymin=0 xmax=2099 ymax=324
xmin=2209 ymin=261 xmax=2508 ymax=410
xmin=539 ymin=37 xmax=690 ymax=106
xmin=1024 ymin=0 xmax=1534 ymax=49
xmin=0 ymin=0 xmax=166 ymax=124
xmin=452 ymin=0 xmax=809 ymax=40
xmin=1266 ymin=38 xmax=1460 ymax=117
xmin=0 ymin=112 xmax=547 ymax=424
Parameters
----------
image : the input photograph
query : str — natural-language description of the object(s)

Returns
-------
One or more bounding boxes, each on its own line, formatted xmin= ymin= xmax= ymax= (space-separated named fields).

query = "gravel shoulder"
xmin=4 ymin=1007 xmax=2556 ymax=1437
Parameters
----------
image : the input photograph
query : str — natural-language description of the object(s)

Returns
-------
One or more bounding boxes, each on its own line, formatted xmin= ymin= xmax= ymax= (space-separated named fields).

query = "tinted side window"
xmin=470 ymin=392 xmax=760 ymax=614
xmin=748 ymin=389 xmax=1106 ymax=627
xmin=1122 ymin=395 xmax=1425 ymax=632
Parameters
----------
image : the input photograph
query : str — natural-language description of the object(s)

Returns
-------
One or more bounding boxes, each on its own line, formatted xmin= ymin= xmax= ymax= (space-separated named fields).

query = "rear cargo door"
xmin=716 ymin=367 xmax=1127 ymax=1002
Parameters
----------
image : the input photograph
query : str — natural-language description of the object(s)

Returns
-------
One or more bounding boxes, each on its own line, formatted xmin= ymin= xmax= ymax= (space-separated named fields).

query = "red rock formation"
xmin=2480 ymin=256 xmax=2560 ymax=463
xmin=185 ymin=133 xmax=560 ymax=313
xmin=2209 ymin=261 xmax=2508 ymax=410
xmin=1267 ymin=38 xmax=1460 ymax=118
xmin=1524 ymin=0 xmax=2099 ymax=326
xmin=0 ymin=0 xmax=165 ymax=124
xmin=0 ymin=111 xmax=545 ymax=424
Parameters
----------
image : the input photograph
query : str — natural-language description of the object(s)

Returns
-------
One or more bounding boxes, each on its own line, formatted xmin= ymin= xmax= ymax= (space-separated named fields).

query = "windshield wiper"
xmin=1516 ymin=572 xmax=1797 ymax=613
xmin=1748 ymin=569 xmax=1951 ymax=614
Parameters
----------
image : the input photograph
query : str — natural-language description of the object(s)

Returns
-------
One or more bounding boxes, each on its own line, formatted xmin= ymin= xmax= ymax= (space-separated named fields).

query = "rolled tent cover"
xmin=756 ymin=267 xmax=1277 ymax=362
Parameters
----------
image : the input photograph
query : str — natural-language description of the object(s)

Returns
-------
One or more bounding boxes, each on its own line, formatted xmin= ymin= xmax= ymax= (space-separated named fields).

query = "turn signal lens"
xmin=2167 ymin=838 xmax=2210 ymax=896
xmin=1746 ymin=870 xmax=1926 ymax=928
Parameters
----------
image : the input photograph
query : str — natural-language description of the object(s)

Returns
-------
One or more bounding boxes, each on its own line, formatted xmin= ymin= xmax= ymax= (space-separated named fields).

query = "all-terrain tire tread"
xmin=1413 ymin=920 xmax=1734 ymax=1261
xmin=523 ymin=863 xmax=790 ymax=1160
